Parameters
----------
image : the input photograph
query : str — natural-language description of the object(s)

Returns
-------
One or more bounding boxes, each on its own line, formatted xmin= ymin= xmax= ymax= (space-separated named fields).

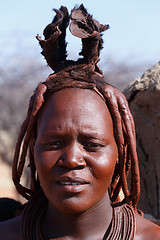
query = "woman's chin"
xmin=50 ymin=197 xmax=91 ymax=214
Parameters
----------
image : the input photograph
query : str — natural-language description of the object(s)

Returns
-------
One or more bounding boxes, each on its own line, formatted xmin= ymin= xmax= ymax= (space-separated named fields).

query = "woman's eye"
xmin=84 ymin=142 xmax=104 ymax=152
xmin=45 ymin=140 xmax=64 ymax=150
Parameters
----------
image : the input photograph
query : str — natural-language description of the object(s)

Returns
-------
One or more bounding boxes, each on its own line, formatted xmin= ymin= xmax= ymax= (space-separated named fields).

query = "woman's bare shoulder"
xmin=135 ymin=213 xmax=160 ymax=240
xmin=0 ymin=215 xmax=21 ymax=240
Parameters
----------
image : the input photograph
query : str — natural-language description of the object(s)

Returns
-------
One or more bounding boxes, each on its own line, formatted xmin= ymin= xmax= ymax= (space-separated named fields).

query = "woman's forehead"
xmin=42 ymin=88 xmax=109 ymax=116
xmin=37 ymin=88 xmax=114 ymax=134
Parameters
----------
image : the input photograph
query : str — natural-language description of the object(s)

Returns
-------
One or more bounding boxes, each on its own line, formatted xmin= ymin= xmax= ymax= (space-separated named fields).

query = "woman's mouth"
xmin=58 ymin=182 xmax=87 ymax=185
xmin=57 ymin=177 xmax=89 ymax=185
xmin=56 ymin=177 xmax=90 ymax=192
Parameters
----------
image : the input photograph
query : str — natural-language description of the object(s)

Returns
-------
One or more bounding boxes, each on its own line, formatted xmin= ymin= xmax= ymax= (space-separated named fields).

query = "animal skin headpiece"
xmin=36 ymin=4 xmax=109 ymax=74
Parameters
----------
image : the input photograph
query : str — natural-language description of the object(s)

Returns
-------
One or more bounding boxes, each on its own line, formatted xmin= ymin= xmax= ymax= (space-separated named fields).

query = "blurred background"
xmin=0 ymin=0 xmax=160 ymax=201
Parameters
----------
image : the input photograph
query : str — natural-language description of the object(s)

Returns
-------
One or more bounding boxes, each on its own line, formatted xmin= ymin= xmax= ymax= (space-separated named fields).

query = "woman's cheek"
xmin=91 ymin=146 xmax=117 ymax=181
xmin=34 ymin=145 xmax=57 ymax=170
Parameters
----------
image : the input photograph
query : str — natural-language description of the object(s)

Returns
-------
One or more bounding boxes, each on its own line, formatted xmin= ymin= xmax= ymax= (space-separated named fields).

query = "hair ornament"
xmin=36 ymin=4 xmax=109 ymax=73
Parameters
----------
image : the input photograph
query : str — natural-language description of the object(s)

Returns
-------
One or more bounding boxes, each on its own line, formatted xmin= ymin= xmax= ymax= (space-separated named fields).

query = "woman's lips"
xmin=58 ymin=182 xmax=86 ymax=185
xmin=57 ymin=176 xmax=89 ymax=184
xmin=56 ymin=177 xmax=90 ymax=192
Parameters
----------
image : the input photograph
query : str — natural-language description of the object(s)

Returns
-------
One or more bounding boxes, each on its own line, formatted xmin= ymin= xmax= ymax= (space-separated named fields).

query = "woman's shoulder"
xmin=135 ymin=213 xmax=160 ymax=240
xmin=0 ymin=215 xmax=21 ymax=240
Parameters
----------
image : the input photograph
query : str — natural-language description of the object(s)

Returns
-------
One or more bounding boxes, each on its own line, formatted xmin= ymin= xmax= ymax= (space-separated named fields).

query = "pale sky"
xmin=0 ymin=0 xmax=160 ymax=67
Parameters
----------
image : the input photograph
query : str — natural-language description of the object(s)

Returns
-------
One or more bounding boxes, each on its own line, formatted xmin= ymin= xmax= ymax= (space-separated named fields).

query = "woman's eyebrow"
xmin=78 ymin=131 xmax=109 ymax=141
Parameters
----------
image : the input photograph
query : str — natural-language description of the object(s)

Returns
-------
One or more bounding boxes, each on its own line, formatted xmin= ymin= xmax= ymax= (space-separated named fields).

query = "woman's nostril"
xmin=76 ymin=166 xmax=85 ymax=170
xmin=57 ymin=159 xmax=63 ymax=167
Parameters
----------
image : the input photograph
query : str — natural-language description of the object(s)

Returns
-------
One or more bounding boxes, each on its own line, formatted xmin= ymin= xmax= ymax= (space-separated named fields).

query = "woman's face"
xmin=34 ymin=88 xmax=118 ymax=213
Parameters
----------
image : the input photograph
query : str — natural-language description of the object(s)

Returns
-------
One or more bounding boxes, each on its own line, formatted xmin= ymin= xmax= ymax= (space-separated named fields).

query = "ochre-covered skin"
xmin=35 ymin=88 xmax=118 ymax=215
xmin=0 ymin=4 xmax=160 ymax=240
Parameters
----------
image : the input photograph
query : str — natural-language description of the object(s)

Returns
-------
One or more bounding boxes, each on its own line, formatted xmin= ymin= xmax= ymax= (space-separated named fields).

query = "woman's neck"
xmin=41 ymin=192 xmax=112 ymax=240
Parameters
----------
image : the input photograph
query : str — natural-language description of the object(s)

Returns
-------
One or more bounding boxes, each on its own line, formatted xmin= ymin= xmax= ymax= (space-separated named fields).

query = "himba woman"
xmin=0 ymin=5 xmax=160 ymax=240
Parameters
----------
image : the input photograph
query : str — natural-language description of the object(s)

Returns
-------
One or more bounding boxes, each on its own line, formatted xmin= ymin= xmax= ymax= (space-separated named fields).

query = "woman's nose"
xmin=57 ymin=143 xmax=86 ymax=169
